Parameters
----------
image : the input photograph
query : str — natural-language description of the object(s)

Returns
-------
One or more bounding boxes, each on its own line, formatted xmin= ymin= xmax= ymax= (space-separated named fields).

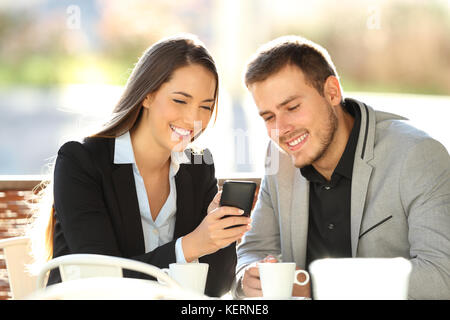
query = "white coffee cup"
xmin=258 ymin=262 xmax=310 ymax=299
xmin=309 ymin=257 xmax=412 ymax=300
xmin=162 ymin=263 xmax=209 ymax=294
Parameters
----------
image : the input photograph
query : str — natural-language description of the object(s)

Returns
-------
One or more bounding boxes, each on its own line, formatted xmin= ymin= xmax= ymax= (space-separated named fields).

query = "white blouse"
xmin=114 ymin=131 xmax=191 ymax=262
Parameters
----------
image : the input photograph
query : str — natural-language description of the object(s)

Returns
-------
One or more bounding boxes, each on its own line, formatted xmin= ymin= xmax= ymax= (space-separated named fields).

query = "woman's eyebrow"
xmin=172 ymin=91 xmax=192 ymax=98
xmin=172 ymin=91 xmax=214 ymax=103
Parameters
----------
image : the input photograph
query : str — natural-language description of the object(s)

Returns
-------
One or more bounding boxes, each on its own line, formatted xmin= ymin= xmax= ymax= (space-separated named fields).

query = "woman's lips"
xmin=170 ymin=124 xmax=192 ymax=139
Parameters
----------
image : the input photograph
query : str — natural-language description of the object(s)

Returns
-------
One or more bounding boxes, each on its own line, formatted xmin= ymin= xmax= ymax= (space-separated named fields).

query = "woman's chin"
xmin=168 ymin=141 xmax=190 ymax=153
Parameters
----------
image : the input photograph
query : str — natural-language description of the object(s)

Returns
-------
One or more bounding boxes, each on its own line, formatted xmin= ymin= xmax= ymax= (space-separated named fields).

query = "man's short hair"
xmin=244 ymin=35 xmax=339 ymax=97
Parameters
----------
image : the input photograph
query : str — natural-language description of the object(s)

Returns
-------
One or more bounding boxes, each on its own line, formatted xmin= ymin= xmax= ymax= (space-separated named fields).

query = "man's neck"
xmin=312 ymin=109 xmax=355 ymax=181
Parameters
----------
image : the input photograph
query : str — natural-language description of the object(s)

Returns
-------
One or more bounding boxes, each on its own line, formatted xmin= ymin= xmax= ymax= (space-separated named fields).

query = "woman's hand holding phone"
xmin=182 ymin=191 xmax=252 ymax=262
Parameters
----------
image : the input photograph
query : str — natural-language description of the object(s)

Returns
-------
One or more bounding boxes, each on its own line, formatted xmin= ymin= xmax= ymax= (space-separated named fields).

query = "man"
xmin=232 ymin=35 xmax=450 ymax=299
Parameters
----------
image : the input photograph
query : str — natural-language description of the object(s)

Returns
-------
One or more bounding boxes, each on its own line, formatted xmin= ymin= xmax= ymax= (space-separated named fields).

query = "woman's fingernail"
xmin=239 ymin=209 xmax=244 ymax=214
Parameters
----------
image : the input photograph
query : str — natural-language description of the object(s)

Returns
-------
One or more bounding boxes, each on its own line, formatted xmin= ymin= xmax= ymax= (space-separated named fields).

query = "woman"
xmin=29 ymin=34 xmax=251 ymax=297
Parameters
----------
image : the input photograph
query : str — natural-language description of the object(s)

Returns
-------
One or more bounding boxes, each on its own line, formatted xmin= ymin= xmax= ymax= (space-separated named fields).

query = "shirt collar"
xmin=114 ymin=131 xmax=190 ymax=177
xmin=334 ymin=99 xmax=361 ymax=179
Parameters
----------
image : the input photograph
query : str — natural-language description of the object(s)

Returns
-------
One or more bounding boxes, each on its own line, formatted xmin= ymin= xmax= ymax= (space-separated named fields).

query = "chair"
xmin=0 ymin=236 xmax=37 ymax=299
xmin=36 ymin=254 xmax=181 ymax=290
xmin=29 ymin=276 xmax=208 ymax=300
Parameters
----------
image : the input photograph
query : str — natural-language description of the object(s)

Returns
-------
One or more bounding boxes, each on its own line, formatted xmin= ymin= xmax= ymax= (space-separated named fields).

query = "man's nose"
xmin=276 ymin=114 xmax=293 ymax=137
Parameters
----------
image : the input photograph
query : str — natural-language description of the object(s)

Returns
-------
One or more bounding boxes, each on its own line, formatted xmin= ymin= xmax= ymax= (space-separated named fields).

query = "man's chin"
xmin=290 ymin=154 xmax=311 ymax=168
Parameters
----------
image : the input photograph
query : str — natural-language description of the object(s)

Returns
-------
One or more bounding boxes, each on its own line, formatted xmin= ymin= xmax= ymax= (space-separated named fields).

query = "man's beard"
xmin=291 ymin=103 xmax=338 ymax=168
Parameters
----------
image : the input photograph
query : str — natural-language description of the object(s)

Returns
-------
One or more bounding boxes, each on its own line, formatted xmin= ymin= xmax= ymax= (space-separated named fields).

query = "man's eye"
xmin=173 ymin=99 xmax=187 ymax=104
xmin=200 ymin=106 xmax=212 ymax=111
xmin=288 ymin=104 xmax=299 ymax=111
xmin=264 ymin=116 xmax=274 ymax=122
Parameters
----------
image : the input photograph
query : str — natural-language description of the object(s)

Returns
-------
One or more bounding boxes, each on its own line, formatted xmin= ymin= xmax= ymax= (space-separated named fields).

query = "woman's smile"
xmin=169 ymin=124 xmax=193 ymax=140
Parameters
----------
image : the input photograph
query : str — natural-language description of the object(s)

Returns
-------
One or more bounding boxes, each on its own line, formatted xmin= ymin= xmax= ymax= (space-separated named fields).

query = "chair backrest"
xmin=0 ymin=236 xmax=37 ymax=299
xmin=36 ymin=254 xmax=181 ymax=290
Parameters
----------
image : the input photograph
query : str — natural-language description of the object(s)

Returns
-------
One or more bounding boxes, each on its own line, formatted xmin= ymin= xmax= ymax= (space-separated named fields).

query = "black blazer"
xmin=49 ymin=136 xmax=236 ymax=297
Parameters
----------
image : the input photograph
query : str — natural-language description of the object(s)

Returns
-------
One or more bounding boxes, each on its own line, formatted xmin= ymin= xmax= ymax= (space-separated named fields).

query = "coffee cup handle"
xmin=294 ymin=270 xmax=310 ymax=286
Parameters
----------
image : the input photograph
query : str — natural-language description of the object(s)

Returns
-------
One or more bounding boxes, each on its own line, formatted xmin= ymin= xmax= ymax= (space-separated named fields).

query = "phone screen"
xmin=219 ymin=180 xmax=257 ymax=228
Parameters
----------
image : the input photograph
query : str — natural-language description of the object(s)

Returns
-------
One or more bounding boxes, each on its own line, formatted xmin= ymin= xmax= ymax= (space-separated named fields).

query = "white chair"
xmin=0 ymin=236 xmax=37 ymax=299
xmin=36 ymin=254 xmax=181 ymax=290
xmin=28 ymin=276 xmax=208 ymax=300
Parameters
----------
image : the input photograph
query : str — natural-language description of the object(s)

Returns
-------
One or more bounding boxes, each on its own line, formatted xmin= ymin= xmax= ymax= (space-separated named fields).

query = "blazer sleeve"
xmin=54 ymin=142 xmax=121 ymax=256
xmin=231 ymin=173 xmax=282 ymax=299
xmin=52 ymin=142 xmax=177 ymax=278
xmin=400 ymin=138 xmax=450 ymax=299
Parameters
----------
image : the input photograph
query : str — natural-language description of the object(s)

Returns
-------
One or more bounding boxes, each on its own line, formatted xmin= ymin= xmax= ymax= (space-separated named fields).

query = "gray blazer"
xmin=233 ymin=98 xmax=450 ymax=299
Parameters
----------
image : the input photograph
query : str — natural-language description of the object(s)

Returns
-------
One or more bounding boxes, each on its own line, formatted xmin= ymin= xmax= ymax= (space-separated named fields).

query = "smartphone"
xmin=219 ymin=180 xmax=257 ymax=228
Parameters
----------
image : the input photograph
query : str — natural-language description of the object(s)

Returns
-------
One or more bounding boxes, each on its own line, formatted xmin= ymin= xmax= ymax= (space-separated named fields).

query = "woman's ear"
xmin=142 ymin=93 xmax=153 ymax=109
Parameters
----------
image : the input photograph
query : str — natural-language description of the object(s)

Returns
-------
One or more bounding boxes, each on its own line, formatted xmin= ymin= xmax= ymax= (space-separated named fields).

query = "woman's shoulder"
xmin=57 ymin=136 xmax=114 ymax=167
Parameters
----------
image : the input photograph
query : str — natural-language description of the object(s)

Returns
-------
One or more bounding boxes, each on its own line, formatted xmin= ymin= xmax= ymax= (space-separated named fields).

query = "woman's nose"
xmin=182 ymin=107 xmax=197 ymax=126
xmin=182 ymin=108 xmax=204 ymax=132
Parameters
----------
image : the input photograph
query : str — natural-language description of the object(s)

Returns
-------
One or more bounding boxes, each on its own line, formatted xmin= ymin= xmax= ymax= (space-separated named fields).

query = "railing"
xmin=0 ymin=175 xmax=261 ymax=299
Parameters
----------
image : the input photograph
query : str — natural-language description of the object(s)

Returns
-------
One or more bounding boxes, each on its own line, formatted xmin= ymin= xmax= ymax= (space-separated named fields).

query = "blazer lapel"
xmin=350 ymin=159 xmax=373 ymax=256
xmin=289 ymin=168 xmax=309 ymax=267
xmin=277 ymin=150 xmax=309 ymax=267
xmin=111 ymin=164 xmax=145 ymax=256
xmin=350 ymin=99 xmax=376 ymax=257
xmin=174 ymin=166 xmax=195 ymax=238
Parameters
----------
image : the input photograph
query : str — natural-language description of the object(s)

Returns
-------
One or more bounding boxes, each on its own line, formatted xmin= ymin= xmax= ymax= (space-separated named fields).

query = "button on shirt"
xmin=301 ymin=100 xmax=361 ymax=269
xmin=114 ymin=131 xmax=191 ymax=262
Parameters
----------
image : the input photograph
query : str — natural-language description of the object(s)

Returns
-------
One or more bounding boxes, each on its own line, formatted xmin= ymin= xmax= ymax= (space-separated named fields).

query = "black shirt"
xmin=301 ymin=100 xmax=361 ymax=270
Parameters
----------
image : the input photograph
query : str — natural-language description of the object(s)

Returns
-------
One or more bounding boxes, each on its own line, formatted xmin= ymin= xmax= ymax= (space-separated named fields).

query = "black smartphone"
xmin=219 ymin=180 xmax=257 ymax=228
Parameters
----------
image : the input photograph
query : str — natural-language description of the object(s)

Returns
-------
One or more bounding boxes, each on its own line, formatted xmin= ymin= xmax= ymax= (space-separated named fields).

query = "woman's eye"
xmin=200 ymin=106 xmax=212 ymax=111
xmin=173 ymin=99 xmax=187 ymax=104
xmin=264 ymin=115 xmax=274 ymax=122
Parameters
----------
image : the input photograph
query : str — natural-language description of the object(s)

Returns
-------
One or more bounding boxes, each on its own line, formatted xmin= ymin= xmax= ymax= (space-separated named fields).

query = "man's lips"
xmin=284 ymin=132 xmax=309 ymax=151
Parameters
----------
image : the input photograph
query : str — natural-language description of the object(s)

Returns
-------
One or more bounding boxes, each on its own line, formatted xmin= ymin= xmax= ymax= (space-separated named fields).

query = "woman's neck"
xmin=129 ymin=119 xmax=170 ymax=176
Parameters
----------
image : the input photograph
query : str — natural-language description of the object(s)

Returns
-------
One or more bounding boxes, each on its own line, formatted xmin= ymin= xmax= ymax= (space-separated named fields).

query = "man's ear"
xmin=323 ymin=76 xmax=342 ymax=107
xmin=142 ymin=93 xmax=154 ymax=109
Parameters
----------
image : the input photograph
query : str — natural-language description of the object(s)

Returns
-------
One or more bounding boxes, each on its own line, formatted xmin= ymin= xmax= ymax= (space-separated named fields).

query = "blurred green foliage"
xmin=0 ymin=0 xmax=449 ymax=95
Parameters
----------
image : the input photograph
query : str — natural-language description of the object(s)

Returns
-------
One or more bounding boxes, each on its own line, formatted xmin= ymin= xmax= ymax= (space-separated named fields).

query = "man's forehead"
xmin=251 ymin=81 xmax=303 ymax=113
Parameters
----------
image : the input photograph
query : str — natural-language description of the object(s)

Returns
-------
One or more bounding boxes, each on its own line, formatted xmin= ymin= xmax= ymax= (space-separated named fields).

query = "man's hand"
xmin=241 ymin=255 xmax=311 ymax=298
xmin=241 ymin=262 xmax=262 ymax=297
xmin=241 ymin=255 xmax=277 ymax=297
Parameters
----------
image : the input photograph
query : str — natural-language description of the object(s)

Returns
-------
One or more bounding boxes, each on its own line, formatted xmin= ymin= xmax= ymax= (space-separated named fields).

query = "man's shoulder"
xmin=372 ymin=113 xmax=449 ymax=170
xmin=374 ymin=113 xmax=434 ymax=149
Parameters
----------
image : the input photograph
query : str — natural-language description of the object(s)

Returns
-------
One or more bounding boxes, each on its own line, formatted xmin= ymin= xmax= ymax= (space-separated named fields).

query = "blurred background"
xmin=0 ymin=0 xmax=449 ymax=178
